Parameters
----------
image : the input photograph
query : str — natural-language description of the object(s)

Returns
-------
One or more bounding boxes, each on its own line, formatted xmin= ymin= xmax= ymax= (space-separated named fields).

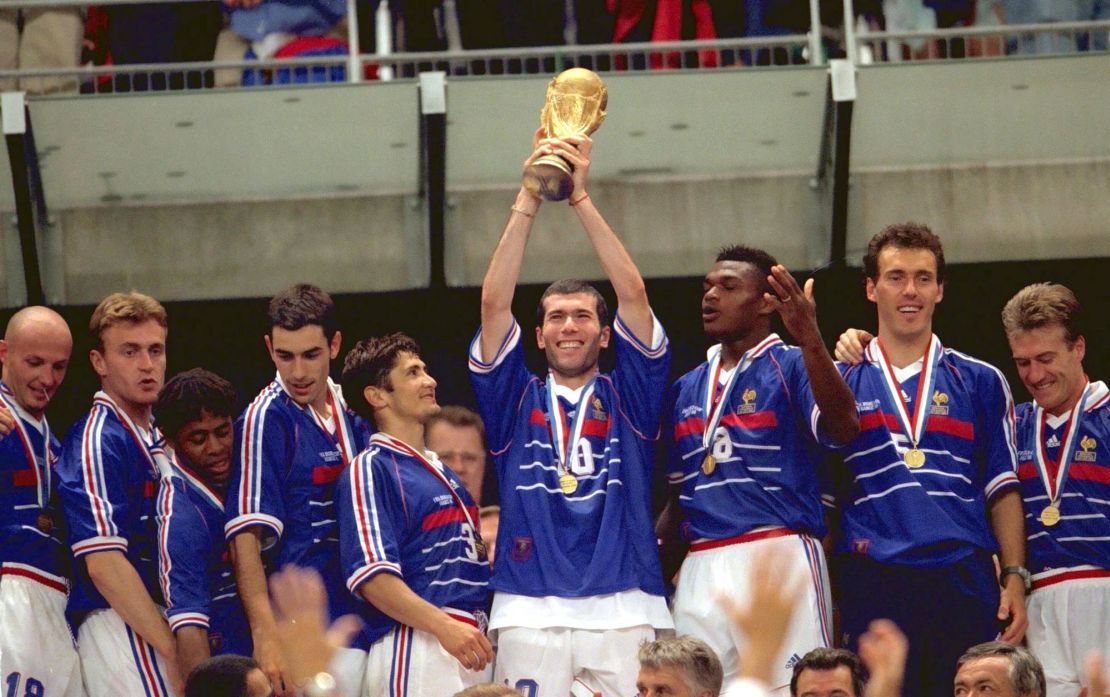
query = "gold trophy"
xmin=522 ymin=68 xmax=608 ymax=202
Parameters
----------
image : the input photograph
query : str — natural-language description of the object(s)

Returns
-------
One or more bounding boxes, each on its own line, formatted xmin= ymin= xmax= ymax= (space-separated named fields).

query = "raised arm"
xmin=766 ymin=266 xmax=859 ymax=444
xmin=552 ymin=135 xmax=654 ymax=344
xmin=478 ymin=134 xmax=548 ymax=362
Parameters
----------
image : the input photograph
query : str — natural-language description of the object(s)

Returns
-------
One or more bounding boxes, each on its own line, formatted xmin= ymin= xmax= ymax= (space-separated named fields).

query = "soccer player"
xmin=1001 ymin=283 xmax=1109 ymax=697
xmin=469 ymin=132 xmax=672 ymax=696
xmin=0 ymin=306 xmax=82 ymax=697
xmin=828 ymin=223 xmax=1027 ymax=697
xmin=662 ymin=245 xmax=859 ymax=693
xmin=155 ymin=368 xmax=251 ymax=677
xmin=427 ymin=405 xmax=489 ymax=505
xmin=55 ymin=291 xmax=183 ymax=697
xmin=338 ymin=332 xmax=492 ymax=696
xmin=224 ymin=284 xmax=371 ymax=697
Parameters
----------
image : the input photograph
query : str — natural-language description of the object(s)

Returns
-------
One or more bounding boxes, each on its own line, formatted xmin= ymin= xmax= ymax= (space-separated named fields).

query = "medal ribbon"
xmin=1033 ymin=380 xmax=1092 ymax=505
xmin=874 ymin=334 xmax=942 ymax=452
xmin=307 ymin=381 xmax=357 ymax=466
xmin=0 ymin=381 xmax=51 ymax=507
xmin=701 ymin=335 xmax=781 ymax=453
xmin=93 ymin=391 xmax=173 ymax=478
xmin=545 ymin=374 xmax=597 ymax=473
xmin=373 ymin=433 xmax=480 ymax=536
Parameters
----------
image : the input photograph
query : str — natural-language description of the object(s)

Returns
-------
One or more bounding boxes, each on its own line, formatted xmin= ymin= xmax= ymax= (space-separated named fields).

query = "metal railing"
xmin=854 ymin=19 xmax=1110 ymax=63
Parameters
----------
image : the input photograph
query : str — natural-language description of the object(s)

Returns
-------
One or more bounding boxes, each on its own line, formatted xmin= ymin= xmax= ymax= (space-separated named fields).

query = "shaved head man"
xmin=0 ymin=306 xmax=83 ymax=697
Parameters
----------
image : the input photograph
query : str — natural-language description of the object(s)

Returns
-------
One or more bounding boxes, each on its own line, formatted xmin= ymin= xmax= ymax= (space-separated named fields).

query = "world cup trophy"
xmin=522 ymin=68 xmax=608 ymax=202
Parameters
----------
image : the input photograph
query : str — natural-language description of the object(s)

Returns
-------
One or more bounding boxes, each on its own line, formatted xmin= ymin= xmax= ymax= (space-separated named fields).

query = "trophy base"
xmin=522 ymin=156 xmax=574 ymax=202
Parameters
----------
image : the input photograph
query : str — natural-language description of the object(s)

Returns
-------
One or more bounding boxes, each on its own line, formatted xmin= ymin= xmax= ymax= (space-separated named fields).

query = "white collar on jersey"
xmin=0 ymin=382 xmax=46 ymax=435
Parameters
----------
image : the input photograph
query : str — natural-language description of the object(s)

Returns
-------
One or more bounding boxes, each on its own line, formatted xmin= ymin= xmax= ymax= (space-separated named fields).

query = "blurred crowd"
xmin=1 ymin=0 xmax=1108 ymax=94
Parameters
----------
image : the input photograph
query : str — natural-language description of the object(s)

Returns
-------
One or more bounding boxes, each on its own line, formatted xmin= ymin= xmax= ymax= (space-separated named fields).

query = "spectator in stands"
xmin=790 ymin=649 xmax=867 ymax=697
xmin=1004 ymin=0 xmax=1083 ymax=54
xmin=636 ymin=636 xmax=724 ymax=697
xmin=99 ymin=2 xmax=222 ymax=91
xmin=953 ymin=642 xmax=1046 ymax=697
xmin=426 ymin=405 xmax=489 ymax=505
xmin=1078 ymin=0 xmax=1110 ymax=51
xmin=0 ymin=6 xmax=83 ymax=94
xmin=214 ymin=0 xmax=349 ymax=87
xmin=185 ymin=655 xmax=272 ymax=697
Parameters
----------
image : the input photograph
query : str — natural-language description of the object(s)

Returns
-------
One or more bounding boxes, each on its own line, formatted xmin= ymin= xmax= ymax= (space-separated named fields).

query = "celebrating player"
xmin=468 ymin=131 xmax=672 ymax=696
xmin=155 ymin=368 xmax=251 ymax=677
xmin=338 ymin=333 xmax=492 ymax=696
xmin=0 ymin=306 xmax=82 ymax=697
xmin=829 ymin=223 xmax=1027 ymax=697
xmin=224 ymin=284 xmax=371 ymax=696
xmin=661 ymin=246 xmax=859 ymax=693
xmin=1002 ymin=283 xmax=1110 ymax=697
xmin=56 ymin=292 xmax=183 ymax=697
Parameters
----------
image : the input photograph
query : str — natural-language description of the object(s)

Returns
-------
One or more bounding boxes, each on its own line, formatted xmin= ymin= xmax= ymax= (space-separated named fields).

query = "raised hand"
xmin=858 ymin=619 xmax=908 ymax=697
xmin=765 ymin=264 xmax=821 ymax=348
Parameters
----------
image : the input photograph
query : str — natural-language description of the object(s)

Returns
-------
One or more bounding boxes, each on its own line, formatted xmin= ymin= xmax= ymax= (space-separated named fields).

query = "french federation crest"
xmin=1076 ymin=435 xmax=1098 ymax=462
xmin=929 ymin=390 xmax=949 ymax=415
xmin=737 ymin=388 xmax=757 ymax=415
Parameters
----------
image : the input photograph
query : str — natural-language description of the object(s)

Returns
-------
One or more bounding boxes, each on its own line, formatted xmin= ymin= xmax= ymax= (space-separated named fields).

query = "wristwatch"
xmin=999 ymin=565 xmax=1032 ymax=593
xmin=302 ymin=672 xmax=340 ymax=697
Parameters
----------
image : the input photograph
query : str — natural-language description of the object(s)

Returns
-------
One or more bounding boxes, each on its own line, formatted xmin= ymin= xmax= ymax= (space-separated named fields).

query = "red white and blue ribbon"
xmin=874 ymin=334 xmax=943 ymax=452
xmin=546 ymin=374 xmax=597 ymax=472
xmin=1033 ymin=380 xmax=1092 ymax=506
xmin=0 ymin=381 xmax=51 ymax=507
xmin=701 ymin=334 xmax=781 ymax=453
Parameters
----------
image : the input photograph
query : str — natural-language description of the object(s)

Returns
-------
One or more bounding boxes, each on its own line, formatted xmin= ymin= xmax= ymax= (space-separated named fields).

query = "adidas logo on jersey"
xmin=1046 ymin=434 xmax=1061 ymax=448
xmin=784 ymin=653 xmax=803 ymax=670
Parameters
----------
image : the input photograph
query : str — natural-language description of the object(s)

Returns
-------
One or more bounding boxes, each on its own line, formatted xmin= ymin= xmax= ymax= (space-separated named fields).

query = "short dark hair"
xmin=862 ymin=222 xmax=946 ymax=283
xmin=267 ymin=283 xmax=338 ymax=342
xmin=341 ymin=332 xmax=421 ymax=420
xmin=155 ymin=368 xmax=238 ymax=440
xmin=957 ymin=642 xmax=1045 ymax=697
xmin=715 ymin=245 xmax=778 ymax=294
xmin=427 ymin=405 xmax=486 ymax=448
xmin=790 ymin=648 xmax=867 ymax=697
xmin=535 ymin=279 xmax=609 ymax=329
xmin=185 ymin=654 xmax=259 ymax=697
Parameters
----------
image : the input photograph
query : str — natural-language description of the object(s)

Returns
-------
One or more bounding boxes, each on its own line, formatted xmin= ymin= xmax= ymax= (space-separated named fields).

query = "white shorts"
xmin=494 ymin=625 xmax=655 ymax=697
xmin=0 ymin=566 xmax=85 ymax=697
xmin=1027 ymin=568 xmax=1110 ymax=697
xmin=672 ymin=529 xmax=832 ymax=695
xmin=365 ymin=619 xmax=491 ymax=697
xmin=330 ymin=646 xmax=368 ymax=697
xmin=78 ymin=608 xmax=174 ymax=697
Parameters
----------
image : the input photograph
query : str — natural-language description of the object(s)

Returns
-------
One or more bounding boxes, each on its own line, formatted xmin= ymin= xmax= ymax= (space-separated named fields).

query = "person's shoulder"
xmin=941 ymin=346 xmax=1008 ymax=380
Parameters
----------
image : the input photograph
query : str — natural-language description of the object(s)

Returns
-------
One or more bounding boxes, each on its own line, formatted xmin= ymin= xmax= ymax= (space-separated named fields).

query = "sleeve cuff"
xmin=72 ymin=536 xmax=127 ymax=557
xmin=346 ymin=562 xmax=403 ymax=594
xmin=613 ymin=312 xmax=667 ymax=358
xmin=225 ymin=513 xmax=284 ymax=551
xmin=168 ymin=612 xmax=211 ymax=632
xmin=985 ymin=471 xmax=1020 ymax=500
xmin=468 ymin=322 xmax=520 ymax=374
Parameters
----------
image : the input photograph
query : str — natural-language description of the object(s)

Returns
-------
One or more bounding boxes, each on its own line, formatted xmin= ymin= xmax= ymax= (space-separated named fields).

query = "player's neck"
xmin=551 ymin=366 xmax=599 ymax=391
xmin=105 ymin=388 xmax=152 ymax=427
xmin=720 ymin=329 xmax=772 ymax=370
xmin=877 ymin=328 xmax=932 ymax=369
xmin=310 ymin=391 xmax=332 ymax=420
xmin=381 ymin=418 xmax=426 ymax=454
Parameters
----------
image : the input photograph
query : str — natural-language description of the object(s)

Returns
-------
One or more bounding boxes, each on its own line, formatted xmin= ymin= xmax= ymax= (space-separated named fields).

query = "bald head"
xmin=0 ymin=306 xmax=73 ymax=418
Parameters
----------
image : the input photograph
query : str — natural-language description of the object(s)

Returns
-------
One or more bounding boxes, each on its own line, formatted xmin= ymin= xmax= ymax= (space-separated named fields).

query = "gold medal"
xmin=36 ymin=511 xmax=54 ymax=534
xmin=558 ymin=473 xmax=578 ymax=494
xmin=1039 ymin=504 xmax=1061 ymax=527
xmin=904 ymin=448 xmax=925 ymax=468
xmin=701 ymin=453 xmax=716 ymax=475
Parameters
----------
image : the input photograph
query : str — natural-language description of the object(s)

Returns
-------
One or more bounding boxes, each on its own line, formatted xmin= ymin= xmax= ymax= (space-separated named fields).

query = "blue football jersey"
xmin=158 ymin=454 xmax=251 ymax=656
xmin=831 ymin=337 xmax=1019 ymax=566
xmin=468 ymin=315 xmax=670 ymax=598
xmin=225 ymin=377 xmax=371 ymax=642
xmin=337 ymin=433 xmax=490 ymax=644
xmin=0 ymin=381 xmax=68 ymax=586
xmin=667 ymin=336 xmax=839 ymax=540
xmin=1015 ymin=380 xmax=1110 ymax=575
xmin=56 ymin=392 xmax=170 ymax=615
